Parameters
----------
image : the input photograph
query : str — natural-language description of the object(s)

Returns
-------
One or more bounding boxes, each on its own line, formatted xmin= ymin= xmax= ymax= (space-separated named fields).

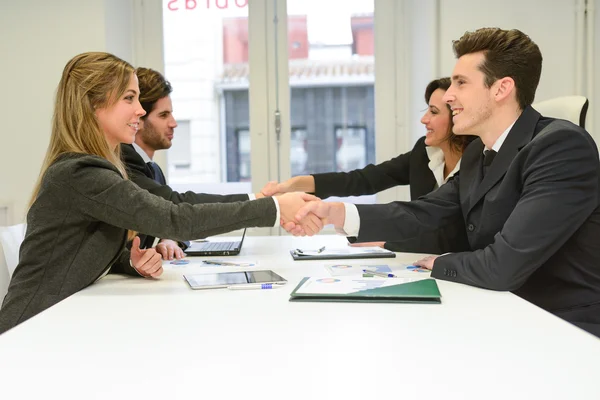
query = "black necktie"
xmin=482 ymin=150 xmax=497 ymax=177
xmin=147 ymin=161 xmax=166 ymax=185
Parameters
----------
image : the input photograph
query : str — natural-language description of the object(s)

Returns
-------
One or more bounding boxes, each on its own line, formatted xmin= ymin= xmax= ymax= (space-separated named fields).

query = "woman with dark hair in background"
xmin=261 ymin=77 xmax=476 ymax=251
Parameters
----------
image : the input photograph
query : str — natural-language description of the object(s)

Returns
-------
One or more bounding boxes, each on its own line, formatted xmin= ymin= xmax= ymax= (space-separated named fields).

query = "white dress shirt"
xmin=425 ymin=146 xmax=461 ymax=189
xmin=485 ymin=121 xmax=515 ymax=153
xmin=132 ymin=142 xmax=152 ymax=163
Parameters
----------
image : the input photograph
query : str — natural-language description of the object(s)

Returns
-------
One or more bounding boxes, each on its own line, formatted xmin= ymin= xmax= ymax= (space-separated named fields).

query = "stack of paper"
xmin=289 ymin=276 xmax=441 ymax=304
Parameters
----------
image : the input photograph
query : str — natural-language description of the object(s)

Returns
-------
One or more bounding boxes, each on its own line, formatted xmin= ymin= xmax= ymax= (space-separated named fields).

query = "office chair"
xmin=0 ymin=223 xmax=26 ymax=279
xmin=0 ymin=243 xmax=9 ymax=300
xmin=532 ymin=95 xmax=589 ymax=128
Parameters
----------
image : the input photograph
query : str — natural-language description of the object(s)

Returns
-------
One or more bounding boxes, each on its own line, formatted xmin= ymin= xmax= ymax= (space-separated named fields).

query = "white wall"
xmin=0 ymin=0 xmax=136 ymax=224
xmin=439 ymin=0 xmax=577 ymax=103
xmin=405 ymin=0 xmax=438 ymax=145
xmin=404 ymin=0 xmax=597 ymax=145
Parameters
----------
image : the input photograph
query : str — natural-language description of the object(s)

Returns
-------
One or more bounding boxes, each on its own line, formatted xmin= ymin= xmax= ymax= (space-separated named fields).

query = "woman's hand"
xmin=130 ymin=236 xmax=163 ymax=278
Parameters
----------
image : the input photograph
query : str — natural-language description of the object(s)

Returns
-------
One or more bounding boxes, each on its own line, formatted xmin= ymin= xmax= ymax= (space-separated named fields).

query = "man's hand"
xmin=295 ymin=201 xmax=345 ymax=230
xmin=349 ymin=241 xmax=385 ymax=248
xmin=131 ymin=236 xmax=164 ymax=278
xmin=277 ymin=192 xmax=324 ymax=236
xmin=155 ymin=239 xmax=185 ymax=261
xmin=413 ymin=255 xmax=438 ymax=270
xmin=261 ymin=176 xmax=314 ymax=197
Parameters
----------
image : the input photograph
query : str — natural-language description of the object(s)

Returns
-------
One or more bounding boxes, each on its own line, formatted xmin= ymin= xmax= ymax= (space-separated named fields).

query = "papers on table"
xmin=289 ymin=276 xmax=441 ymax=303
xmin=295 ymin=247 xmax=392 ymax=256
xmin=291 ymin=246 xmax=396 ymax=261
xmin=293 ymin=276 xmax=420 ymax=295
xmin=325 ymin=263 xmax=431 ymax=277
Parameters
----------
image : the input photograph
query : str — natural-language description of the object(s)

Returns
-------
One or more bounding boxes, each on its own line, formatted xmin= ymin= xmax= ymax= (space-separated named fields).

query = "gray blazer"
xmin=0 ymin=154 xmax=276 ymax=334
xmin=355 ymin=107 xmax=600 ymax=336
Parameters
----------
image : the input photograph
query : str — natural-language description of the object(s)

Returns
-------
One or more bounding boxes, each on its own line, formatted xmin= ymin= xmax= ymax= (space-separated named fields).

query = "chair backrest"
xmin=532 ymin=95 xmax=589 ymax=128
xmin=0 ymin=224 xmax=26 ymax=278
xmin=0 ymin=242 xmax=9 ymax=302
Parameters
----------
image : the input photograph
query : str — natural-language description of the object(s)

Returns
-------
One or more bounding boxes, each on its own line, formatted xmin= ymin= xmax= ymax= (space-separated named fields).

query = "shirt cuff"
xmin=247 ymin=193 xmax=256 ymax=200
xmin=335 ymin=203 xmax=360 ymax=237
xmin=129 ymin=259 xmax=143 ymax=277
xmin=272 ymin=197 xmax=280 ymax=227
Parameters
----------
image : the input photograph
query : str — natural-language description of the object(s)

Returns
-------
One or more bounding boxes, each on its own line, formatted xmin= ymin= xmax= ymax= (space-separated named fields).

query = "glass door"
xmin=162 ymin=0 xmax=255 ymax=195
xmin=285 ymin=0 xmax=377 ymax=203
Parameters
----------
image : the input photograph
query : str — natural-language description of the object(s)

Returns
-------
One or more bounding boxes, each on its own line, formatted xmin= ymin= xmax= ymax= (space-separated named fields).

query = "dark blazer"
xmin=355 ymin=106 xmax=600 ymax=336
xmin=312 ymin=136 xmax=436 ymax=201
xmin=121 ymin=144 xmax=250 ymax=248
xmin=121 ymin=144 xmax=249 ymax=205
xmin=313 ymin=137 xmax=460 ymax=253
xmin=0 ymin=154 xmax=277 ymax=334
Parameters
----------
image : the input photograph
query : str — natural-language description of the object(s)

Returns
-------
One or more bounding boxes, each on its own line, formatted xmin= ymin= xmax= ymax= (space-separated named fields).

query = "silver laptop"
xmin=185 ymin=229 xmax=246 ymax=256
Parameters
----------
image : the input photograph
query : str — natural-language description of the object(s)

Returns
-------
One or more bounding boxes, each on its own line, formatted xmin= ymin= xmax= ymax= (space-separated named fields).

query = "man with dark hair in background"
xmin=121 ymin=68 xmax=267 ymax=259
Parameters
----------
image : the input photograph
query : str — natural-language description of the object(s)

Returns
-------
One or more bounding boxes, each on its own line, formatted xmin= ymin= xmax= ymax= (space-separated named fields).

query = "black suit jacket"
xmin=313 ymin=137 xmax=460 ymax=253
xmin=121 ymin=144 xmax=250 ymax=248
xmin=356 ymin=106 xmax=600 ymax=336
xmin=312 ymin=136 xmax=436 ymax=201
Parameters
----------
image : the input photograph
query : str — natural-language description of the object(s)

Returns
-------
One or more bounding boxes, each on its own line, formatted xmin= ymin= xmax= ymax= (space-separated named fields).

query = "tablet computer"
xmin=183 ymin=270 xmax=287 ymax=290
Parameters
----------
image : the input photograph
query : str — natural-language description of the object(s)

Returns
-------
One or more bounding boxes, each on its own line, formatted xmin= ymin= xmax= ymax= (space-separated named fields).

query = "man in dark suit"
xmin=292 ymin=27 xmax=600 ymax=337
xmin=122 ymin=68 xmax=266 ymax=259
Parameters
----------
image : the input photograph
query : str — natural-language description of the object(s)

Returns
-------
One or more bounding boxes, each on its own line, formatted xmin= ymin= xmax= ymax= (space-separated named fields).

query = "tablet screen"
xmin=184 ymin=270 xmax=286 ymax=290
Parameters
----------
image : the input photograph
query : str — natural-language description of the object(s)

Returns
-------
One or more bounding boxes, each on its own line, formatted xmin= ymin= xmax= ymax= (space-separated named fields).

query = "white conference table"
xmin=0 ymin=234 xmax=599 ymax=400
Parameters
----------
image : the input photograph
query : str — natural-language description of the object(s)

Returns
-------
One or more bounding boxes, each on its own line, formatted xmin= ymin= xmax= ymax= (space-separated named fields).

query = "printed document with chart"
xmin=289 ymin=276 xmax=441 ymax=304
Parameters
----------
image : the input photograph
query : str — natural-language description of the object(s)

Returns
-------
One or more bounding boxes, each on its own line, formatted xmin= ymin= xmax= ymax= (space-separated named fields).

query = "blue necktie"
xmin=148 ymin=161 xmax=166 ymax=185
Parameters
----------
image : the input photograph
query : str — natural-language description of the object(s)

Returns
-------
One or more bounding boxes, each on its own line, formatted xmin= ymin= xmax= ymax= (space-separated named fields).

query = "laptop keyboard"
xmin=199 ymin=242 xmax=236 ymax=251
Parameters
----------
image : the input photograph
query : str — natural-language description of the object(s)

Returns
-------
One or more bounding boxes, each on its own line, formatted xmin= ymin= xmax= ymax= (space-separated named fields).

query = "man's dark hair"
xmin=452 ymin=27 xmax=542 ymax=109
xmin=135 ymin=67 xmax=173 ymax=119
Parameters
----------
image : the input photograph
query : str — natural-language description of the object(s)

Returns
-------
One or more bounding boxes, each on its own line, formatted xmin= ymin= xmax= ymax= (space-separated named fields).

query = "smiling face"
xmin=421 ymin=88 xmax=452 ymax=147
xmin=137 ymin=95 xmax=177 ymax=151
xmin=95 ymin=73 xmax=146 ymax=149
xmin=443 ymin=52 xmax=496 ymax=136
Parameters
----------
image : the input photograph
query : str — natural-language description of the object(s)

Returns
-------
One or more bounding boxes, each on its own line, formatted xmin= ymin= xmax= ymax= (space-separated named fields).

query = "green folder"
xmin=289 ymin=277 xmax=441 ymax=304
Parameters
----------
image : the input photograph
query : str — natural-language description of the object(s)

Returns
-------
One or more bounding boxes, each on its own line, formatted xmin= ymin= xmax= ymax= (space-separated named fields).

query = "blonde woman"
xmin=0 ymin=52 xmax=319 ymax=334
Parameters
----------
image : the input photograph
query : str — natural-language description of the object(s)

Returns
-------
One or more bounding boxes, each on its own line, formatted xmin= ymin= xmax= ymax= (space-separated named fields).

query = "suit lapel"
xmin=459 ymin=139 xmax=484 ymax=214
xmin=413 ymin=146 xmax=437 ymax=198
xmin=467 ymin=106 xmax=541 ymax=213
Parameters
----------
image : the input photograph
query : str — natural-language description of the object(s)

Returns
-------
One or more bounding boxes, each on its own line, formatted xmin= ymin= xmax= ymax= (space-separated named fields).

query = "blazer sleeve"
xmin=121 ymin=145 xmax=249 ymax=205
xmin=109 ymin=249 xmax=142 ymax=277
xmin=354 ymin=174 xmax=466 ymax=245
xmin=51 ymin=157 xmax=277 ymax=241
xmin=431 ymin=126 xmax=599 ymax=291
xmin=129 ymin=169 xmax=249 ymax=205
xmin=311 ymin=138 xmax=422 ymax=199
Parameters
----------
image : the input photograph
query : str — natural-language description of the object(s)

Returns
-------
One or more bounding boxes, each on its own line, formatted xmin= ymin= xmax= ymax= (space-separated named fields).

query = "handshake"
xmin=261 ymin=179 xmax=345 ymax=236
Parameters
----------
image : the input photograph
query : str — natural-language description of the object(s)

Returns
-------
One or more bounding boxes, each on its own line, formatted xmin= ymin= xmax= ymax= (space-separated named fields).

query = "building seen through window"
xmin=163 ymin=1 xmax=374 ymax=186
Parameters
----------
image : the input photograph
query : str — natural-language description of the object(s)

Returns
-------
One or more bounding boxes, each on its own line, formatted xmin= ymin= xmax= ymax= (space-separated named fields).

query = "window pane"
xmin=162 ymin=0 xmax=251 ymax=193
xmin=287 ymin=0 xmax=375 ymax=193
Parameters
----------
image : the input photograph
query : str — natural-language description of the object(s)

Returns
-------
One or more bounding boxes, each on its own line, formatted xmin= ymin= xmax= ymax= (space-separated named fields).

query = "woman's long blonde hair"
xmin=29 ymin=52 xmax=134 ymax=207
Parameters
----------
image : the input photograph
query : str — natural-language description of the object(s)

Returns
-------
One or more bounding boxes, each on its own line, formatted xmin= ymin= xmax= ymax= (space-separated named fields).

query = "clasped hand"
xmin=277 ymin=194 xmax=346 ymax=236
xmin=276 ymin=192 xmax=328 ymax=236
xmin=130 ymin=236 xmax=164 ymax=278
